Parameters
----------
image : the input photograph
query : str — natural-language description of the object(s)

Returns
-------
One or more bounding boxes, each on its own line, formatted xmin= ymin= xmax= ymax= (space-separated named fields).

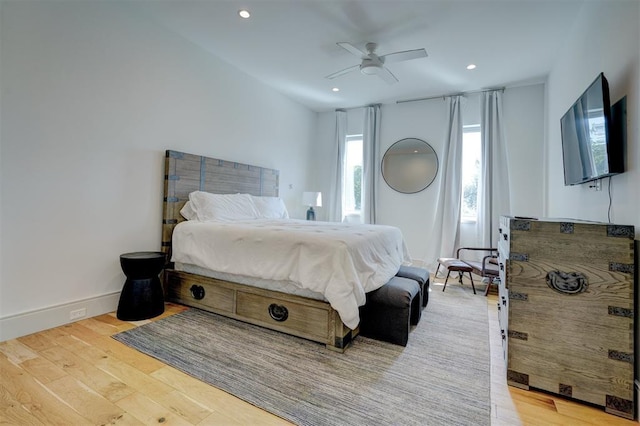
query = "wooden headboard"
xmin=162 ymin=150 xmax=279 ymax=259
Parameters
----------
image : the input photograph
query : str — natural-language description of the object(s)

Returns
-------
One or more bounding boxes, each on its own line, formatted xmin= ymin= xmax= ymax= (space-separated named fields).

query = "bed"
xmin=162 ymin=150 xmax=408 ymax=352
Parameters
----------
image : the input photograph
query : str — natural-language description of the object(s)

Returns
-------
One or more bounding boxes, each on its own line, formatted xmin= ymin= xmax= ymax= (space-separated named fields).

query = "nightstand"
xmin=116 ymin=251 xmax=166 ymax=321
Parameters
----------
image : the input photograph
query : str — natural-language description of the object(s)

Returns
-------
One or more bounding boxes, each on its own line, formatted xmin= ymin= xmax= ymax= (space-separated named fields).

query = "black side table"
xmin=117 ymin=251 xmax=166 ymax=321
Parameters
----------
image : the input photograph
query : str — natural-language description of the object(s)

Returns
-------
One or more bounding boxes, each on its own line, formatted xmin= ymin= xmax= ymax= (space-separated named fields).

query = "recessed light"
xmin=466 ymin=64 xmax=477 ymax=70
xmin=332 ymin=87 xmax=340 ymax=92
xmin=238 ymin=9 xmax=251 ymax=19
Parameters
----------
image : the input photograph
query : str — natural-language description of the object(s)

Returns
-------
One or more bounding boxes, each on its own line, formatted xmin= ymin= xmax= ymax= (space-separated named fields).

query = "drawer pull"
xmin=190 ymin=285 xmax=205 ymax=300
xmin=500 ymin=263 xmax=504 ymax=271
xmin=546 ymin=270 xmax=588 ymax=294
xmin=503 ymin=233 xmax=508 ymax=241
xmin=268 ymin=304 xmax=289 ymax=322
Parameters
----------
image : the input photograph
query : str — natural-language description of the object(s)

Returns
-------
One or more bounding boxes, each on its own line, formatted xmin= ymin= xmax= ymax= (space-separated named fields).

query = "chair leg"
xmin=435 ymin=263 xmax=441 ymax=277
xmin=468 ymin=272 xmax=476 ymax=294
xmin=484 ymin=277 xmax=494 ymax=296
xmin=457 ymin=272 xmax=464 ymax=285
xmin=443 ymin=270 xmax=451 ymax=292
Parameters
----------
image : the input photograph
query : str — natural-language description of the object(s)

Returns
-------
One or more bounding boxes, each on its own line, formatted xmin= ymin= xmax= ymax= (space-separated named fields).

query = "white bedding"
xmin=171 ymin=219 xmax=410 ymax=329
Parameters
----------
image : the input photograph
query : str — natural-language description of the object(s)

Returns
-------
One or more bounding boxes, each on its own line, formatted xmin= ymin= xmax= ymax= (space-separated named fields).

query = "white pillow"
xmin=188 ymin=191 xmax=259 ymax=222
xmin=179 ymin=201 xmax=198 ymax=220
xmin=251 ymin=195 xmax=289 ymax=219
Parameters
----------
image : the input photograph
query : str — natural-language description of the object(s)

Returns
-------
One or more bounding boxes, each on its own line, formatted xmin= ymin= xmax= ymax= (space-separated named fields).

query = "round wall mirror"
xmin=381 ymin=138 xmax=438 ymax=194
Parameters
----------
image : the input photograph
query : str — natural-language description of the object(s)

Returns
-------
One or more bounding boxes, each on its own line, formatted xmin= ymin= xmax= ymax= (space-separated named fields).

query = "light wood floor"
xmin=1 ymin=286 xmax=637 ymax=425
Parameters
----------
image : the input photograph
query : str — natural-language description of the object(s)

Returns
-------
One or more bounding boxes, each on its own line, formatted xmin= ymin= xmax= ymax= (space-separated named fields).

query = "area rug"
xmin=113 ymin=284 xmax=491 ymax=425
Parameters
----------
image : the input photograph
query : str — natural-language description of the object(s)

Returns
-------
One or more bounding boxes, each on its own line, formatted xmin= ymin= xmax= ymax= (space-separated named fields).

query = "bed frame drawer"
xmin=165 ymin=269 xmax=355 ymax=352
xmin=166 ymin=272 xmax=235 ymax=313
xmin=237 ymin=291 xmax=329 ymax=341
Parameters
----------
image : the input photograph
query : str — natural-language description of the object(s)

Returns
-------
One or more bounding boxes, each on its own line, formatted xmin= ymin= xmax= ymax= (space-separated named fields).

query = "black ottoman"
xmin=359 ymin=276 xmax=421 ymax=346
xmin=396 ymin=265 xmax=431 ymax=308
xmin=117 ymin=251 xmax=166 ymax=321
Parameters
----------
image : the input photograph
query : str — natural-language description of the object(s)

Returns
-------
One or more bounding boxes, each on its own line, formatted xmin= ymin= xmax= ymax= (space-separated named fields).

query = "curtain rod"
xmin=396 ymin=87 xmax=505 ymax=105
xmin=335 ymin=103 xmax=381 ymax=113
xmin=333 ymin=88 xmax=505 ymax=112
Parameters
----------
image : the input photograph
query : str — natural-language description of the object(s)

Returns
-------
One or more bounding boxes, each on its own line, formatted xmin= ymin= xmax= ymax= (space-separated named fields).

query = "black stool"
xmin=117 ymin=251 xmax=166 ymax=321
xmin=359 ymin=277 xmax=421 ymax=346
xmin=396 ymin=265 xmax=431 ymax=308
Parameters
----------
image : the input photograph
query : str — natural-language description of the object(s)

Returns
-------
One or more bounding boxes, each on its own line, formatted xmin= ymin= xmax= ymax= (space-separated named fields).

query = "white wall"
xmin=545 ymin=0 xmax=639 ymax=231
xmin=0 ymin=1 xmax=316 ymax=340
xmin=503 ymin=85 xmax=546 ymax=218
xmin=313 ymin=84 xmax=545 ymax=266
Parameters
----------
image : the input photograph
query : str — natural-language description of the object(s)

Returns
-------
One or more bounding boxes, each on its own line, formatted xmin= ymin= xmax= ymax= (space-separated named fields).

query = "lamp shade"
xmin=302 ymin=191 xmax=322 ymax=207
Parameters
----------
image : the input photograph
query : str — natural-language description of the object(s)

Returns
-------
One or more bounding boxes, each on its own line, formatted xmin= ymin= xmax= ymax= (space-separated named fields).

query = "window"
xmin=461 ymin=125 xmax=481 ymax=222
xmin=343 ymin=135 xmax=363 ymax=220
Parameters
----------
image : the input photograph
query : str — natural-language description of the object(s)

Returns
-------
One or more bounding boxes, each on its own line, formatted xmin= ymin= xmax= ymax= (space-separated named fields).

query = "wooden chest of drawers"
xmin=497 ymin=216 xmax=636 ymax=419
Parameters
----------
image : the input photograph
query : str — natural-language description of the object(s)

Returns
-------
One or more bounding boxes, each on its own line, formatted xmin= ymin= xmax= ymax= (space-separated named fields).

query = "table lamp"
xmin=302 ymin=191 xmax=322 ymax=220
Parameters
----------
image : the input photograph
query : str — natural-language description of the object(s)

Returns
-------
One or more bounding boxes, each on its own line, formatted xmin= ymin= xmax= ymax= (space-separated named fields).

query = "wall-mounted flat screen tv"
xmin=560 ymin=73 xmax=624 ymax=185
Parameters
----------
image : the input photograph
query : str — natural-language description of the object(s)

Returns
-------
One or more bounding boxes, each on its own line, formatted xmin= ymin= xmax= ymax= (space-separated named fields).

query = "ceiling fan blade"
xmin=337 ymin=42 xmax=367 ymax=58
xmin=325 ymin=64 xmax=360 ymax=80
xmin=381 ymin=48 xmax=428 ymax=64
xmin=377 ymin=67 xmax=398 ymax=85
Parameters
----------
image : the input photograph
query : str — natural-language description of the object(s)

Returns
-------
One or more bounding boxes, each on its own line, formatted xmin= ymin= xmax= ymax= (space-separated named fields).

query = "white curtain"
xmin=478 ymin=90 xmax=511 ymax=248
xmin=329 ymin=110 xmax=347 ymax=222
xmin=424 ymin=96 xmax=464 ymax=271
xmin=362 ymin=104 xmax=381 ymax=224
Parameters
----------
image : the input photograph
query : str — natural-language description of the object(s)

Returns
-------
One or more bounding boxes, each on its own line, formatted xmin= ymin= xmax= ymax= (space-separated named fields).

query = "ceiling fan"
xmin=325 ymin=42 xmax=428 ymax=85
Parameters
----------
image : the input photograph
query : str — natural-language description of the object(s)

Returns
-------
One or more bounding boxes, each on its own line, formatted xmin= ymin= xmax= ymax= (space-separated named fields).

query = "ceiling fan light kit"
xmin=325 ymin=41 xmax=427 ymax=84
xmin=360 ymin=61 xmax=382 ymax=75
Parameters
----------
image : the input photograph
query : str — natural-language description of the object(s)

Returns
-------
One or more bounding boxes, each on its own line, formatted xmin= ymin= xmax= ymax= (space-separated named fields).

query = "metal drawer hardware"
xmin=606 ymin=225 xmax=634 ymax=238
xmin=268 ymin=303 xmax=289 ymax=322
xmin=609 ymin=262 xmax=634 ymax=274
xmin=508 ymin=330 xmax=529 ymax=341
xmin=512 ymin=220 xmax=531 ymax=231
xmin=190 ymin=285 xmax=205 ymax=300
xmin=546 ymin=270 xmax=588 ymax=294
xmin=510 ymin=253 xmax=529 ymax=262
xmin=608 ymin=306 xmax=634 ymax=318
xmin=509 ymin=292 xmax=528 ymax=301
xmin=560 ymin=222 xmax=574 ymax=234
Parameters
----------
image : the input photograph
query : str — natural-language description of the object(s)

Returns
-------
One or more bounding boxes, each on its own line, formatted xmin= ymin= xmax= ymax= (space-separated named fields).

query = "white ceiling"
xmin=130 ymin=0 xmax=584 ymax=112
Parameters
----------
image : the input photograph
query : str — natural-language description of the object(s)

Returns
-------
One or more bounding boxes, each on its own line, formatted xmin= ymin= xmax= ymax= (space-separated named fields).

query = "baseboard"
xmin=0 ymin=291 xmax=121 ymax=342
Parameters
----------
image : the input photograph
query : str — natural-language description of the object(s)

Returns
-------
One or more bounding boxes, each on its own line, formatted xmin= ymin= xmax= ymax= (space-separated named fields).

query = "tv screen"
xmin=560 ymin=73 xmax=623 ymax=185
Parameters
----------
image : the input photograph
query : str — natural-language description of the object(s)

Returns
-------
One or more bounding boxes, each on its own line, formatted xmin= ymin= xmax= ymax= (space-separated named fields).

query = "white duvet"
xmin=171 ymin=219 xmax=410 ymax=329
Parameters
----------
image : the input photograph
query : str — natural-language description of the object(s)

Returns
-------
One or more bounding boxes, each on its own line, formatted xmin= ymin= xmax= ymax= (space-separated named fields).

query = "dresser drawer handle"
xmin=503 ymin=233 xmax=508 ymax=241
xmin=268 ymin=304 xmax=289 ymax=322
xmin=546 ymin=270 xmax=588 ymax=294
